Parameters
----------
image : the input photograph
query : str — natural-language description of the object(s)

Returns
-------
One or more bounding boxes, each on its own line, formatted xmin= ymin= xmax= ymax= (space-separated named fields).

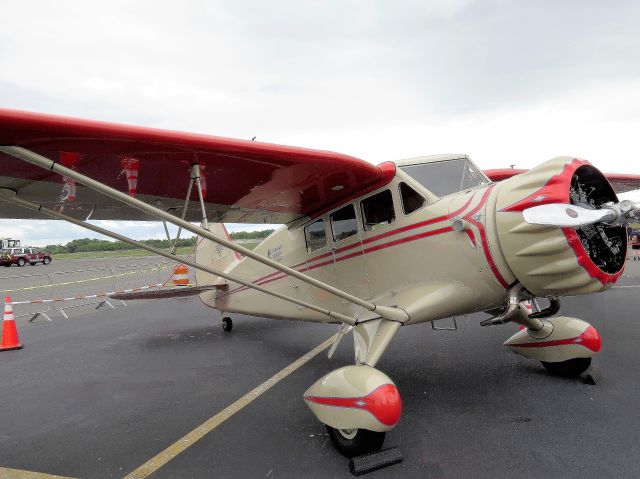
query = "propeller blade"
xmin=522 ymin=203 xmax=615 ymax=227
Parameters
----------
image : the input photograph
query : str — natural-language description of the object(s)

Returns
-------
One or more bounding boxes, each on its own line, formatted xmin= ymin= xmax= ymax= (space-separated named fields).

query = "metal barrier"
xmin=0 ymin=259 xmax=180 ymax=322
xmin=0 ymin=272 xmax=54 ymax=322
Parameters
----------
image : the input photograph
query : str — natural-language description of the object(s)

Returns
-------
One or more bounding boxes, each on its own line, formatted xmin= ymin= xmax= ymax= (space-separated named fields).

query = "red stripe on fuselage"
xmin=225 ymin=189 xmax=492 ymax=296
xmin=462 ymin=186 xmax=509 ymax=289
xmin=228 ymin=194 xmax=478 ymax=293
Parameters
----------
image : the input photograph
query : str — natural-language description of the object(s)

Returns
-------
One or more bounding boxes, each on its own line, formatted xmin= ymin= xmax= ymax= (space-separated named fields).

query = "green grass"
xmin=54 ymin=246 xmax=195 ymax=260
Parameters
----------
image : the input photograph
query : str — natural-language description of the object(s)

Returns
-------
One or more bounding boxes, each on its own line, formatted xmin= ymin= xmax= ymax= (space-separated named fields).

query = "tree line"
xmin=43 ymin=229 xmax=275 ymax=254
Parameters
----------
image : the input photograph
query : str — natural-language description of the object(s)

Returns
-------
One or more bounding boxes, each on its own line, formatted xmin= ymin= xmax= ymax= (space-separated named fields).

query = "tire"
xmin=17 ymin=258 xmax=25 ymax=267
xmin=3 ymin=263 xmax=10 ymax=267
xmin=222 ymin=317 xmax=233 ymax=332
xmin=43 ymin=257 xmax=51 ymax=265
xmin=541 ymin=357 xmax=591 ymax=377
xmin=30 ymin=262 xmax=36 ymax=266
xmin=326 ymin=426 xmax=386 ymax=458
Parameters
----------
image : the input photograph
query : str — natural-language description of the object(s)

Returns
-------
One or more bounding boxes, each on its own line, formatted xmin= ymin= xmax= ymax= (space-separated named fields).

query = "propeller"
xmin=523 ymin=200 xmax=640 ymax=228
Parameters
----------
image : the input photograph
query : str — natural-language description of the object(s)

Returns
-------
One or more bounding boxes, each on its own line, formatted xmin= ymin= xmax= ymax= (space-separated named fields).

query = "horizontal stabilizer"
xmin=111 ymin=285 xmax=222 ymax=301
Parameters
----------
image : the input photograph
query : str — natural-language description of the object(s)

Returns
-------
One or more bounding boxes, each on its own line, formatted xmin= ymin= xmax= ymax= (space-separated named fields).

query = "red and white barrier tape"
xmin=8 ymin=283 xmax=164 ymax=305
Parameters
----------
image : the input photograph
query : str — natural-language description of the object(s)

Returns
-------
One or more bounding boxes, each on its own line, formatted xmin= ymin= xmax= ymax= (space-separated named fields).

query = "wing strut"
xmin=0 ymin=189 xmax=358 ymax=325
xmin=168 ymin=163 xmax=207 ymax=254
xmin=0 ymin=146 xmax=408 ymax=323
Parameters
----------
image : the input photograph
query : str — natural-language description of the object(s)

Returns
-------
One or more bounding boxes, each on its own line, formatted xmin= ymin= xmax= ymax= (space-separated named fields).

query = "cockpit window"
xmin=304 ymin=219 xmax=327 ymax=252
xmin=331 ymin=204 xmax=358 ymax=242
xmin=399 ymin=159 xmax=488 ymax=198
xmin=399 ymin=183 xmax=426 ymax=214
xmin=361 ymin=190 xmax=395 ymax=231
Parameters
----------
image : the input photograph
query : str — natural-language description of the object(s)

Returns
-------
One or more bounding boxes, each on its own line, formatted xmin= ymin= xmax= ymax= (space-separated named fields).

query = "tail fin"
xmin=195 ymin=223 xmax=241 ymax=286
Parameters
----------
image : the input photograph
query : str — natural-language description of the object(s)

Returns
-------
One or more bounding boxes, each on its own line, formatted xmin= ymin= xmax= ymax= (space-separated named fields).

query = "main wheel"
xmin=17 ymin=258 xmax=25 ymax=267
xmin=222 ymin=317 xmax=233 ymax=332
xmin=541 ymin=357 xmax=591 ymax=377
xmin=326 ymin=426 xmax=386 ymax=458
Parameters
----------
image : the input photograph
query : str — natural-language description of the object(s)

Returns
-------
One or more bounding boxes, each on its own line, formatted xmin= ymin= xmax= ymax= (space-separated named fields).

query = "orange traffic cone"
xmin=1 ymin=296 xmax=23 ymax=351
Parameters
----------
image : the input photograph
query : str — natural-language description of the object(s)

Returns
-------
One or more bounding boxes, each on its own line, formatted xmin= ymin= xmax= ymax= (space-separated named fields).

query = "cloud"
xmin=1 ymin=1 xmax=639 ymax=243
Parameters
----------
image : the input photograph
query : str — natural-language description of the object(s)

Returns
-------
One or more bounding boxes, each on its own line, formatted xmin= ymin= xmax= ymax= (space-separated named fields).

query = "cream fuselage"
xmin=198 ymin=164 xmax=515 ymax=325
xmin=197 ymin=155 xmax=621 ymax=325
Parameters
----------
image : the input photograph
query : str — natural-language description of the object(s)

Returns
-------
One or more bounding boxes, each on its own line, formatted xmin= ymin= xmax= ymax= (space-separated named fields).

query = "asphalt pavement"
xmin=0 ymin=261 xmax=639 ymax=478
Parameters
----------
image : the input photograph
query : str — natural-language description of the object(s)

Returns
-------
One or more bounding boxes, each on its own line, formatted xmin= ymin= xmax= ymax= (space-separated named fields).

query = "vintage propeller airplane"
xmin=1 ymin=108 xmax=639 ymax=457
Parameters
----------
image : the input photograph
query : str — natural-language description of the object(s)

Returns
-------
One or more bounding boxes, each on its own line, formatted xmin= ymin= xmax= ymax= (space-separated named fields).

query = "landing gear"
xmin=541 ymin=357 xmax=592 ymax=377
xmin=222 ymin=316 xmax=233 ymax=332
xmin=326 ymin=426 xmax=386 ymax=458
xmin=505 ymin=315 xmax=601 ymax=378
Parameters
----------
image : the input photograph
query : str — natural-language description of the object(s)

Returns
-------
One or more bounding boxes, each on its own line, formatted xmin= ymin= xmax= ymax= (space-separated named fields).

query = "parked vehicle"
xmin=0 ymin=247 xmax=53 ymax=267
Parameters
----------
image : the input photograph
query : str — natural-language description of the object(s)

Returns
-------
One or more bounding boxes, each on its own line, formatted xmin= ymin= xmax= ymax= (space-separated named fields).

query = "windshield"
xmin=399 ymin=158 xmax=489 ymax=197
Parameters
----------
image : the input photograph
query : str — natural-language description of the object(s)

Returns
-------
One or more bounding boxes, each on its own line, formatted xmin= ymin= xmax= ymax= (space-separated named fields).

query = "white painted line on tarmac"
xmin=122 ymin=334 xmax=337 ymax=479
xmin=0 ymin=467 xmax=76 ymax=479
xmin=613 ymin=285 xmax=640 ymax=289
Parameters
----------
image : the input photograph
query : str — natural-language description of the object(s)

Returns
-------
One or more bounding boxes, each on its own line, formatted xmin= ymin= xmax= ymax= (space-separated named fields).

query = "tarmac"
xmin=1 ymin=257 xmax=640 ymax=478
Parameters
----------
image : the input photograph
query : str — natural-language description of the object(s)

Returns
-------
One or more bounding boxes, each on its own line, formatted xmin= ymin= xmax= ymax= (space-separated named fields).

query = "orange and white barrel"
xmin=172 ymin=265 xmax=190 ymax=286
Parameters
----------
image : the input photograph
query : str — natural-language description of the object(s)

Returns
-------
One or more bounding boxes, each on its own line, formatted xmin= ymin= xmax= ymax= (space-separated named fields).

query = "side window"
xmin=331 ymin=205 xmax=358 ymax=242
xmin=304 ymin=219 xmax=327 ymax=253
xmin=399 ymin=182 xmax=426 ymax=215
xmin=361 ymin=190 xmax=396 ymax=231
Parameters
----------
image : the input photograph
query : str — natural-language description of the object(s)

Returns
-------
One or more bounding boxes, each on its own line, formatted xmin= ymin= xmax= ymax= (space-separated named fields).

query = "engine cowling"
xmin=494 ymin=156 xmax=626 ymax=297
xmin=303 ymin=365 xmax=402 ymax=432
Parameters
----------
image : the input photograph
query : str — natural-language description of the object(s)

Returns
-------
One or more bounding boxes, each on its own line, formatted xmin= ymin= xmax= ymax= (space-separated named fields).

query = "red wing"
xmin=0 ymin=109 xmax=391 ymax=223
xmin=484 ymin=168 xmax=640 ymax=194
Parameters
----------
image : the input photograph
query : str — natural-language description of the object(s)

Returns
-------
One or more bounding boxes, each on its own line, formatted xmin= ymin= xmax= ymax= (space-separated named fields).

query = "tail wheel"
xmin=326 ymin=426 xmax=386 ymax=458
xmin=222 ymin=317 xmax=233 ymax=332
xmin=541 ymin=357 xmax=591 ymax=377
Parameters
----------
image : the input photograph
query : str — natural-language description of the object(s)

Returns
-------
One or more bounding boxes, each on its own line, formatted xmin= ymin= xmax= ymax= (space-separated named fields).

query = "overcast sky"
xmin=1 ymin=1 xmax=639 ymax=246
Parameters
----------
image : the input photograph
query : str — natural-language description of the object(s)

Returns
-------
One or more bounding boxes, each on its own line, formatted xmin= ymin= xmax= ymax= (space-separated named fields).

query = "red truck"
xmin=0 ymin=247 xmax=53 ymax=267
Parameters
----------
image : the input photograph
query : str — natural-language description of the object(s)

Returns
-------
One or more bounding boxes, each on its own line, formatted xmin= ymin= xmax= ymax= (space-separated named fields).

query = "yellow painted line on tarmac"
xmin=123 ymin=334 xmax=337 ymax=479
xmin=0 ymin=467 xmax=76 ymax=479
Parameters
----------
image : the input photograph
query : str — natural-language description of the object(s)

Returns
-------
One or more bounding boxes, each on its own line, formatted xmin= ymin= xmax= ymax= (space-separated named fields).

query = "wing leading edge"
xmin=0 ymin=108 xmax=392 ymax=224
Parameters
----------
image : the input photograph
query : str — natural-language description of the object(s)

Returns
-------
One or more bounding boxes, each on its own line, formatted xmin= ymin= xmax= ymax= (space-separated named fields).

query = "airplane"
xmin=1 ymin=108 xmax=640 ymax=458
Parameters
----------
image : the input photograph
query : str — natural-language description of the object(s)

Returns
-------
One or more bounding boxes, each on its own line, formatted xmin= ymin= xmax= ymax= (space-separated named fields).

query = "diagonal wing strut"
xmin=0 ymin=146 xmax=408 ymax=324
xmin=0 ymin=189 xmax=359 ymax=325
